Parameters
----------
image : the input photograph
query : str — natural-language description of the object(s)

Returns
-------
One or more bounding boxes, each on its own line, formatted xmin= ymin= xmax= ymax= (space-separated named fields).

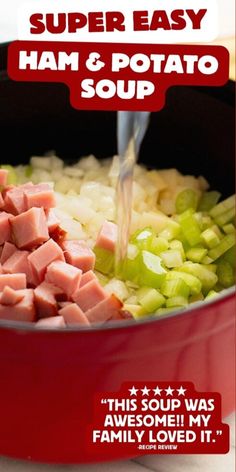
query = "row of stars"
xmin=129 ymin=386 xmax=186 ymax=396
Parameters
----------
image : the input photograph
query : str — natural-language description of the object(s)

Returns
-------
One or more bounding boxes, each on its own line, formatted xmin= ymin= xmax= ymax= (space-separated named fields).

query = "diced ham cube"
xmin=3 ymin=183 xmax=33 ymax=215
xmin=62 ymin=240 xmax=95 ymax=272
xmin=110 ymin=309 xmax=133 ymax=321
xmin=24 ymin=183 xmax=56 ymax=210
xmin=0 ymin=193 xmax=4 ymax=208
xmin=79 ymin=270 xmax=98 ymax=288
xmin=58 ymin=301 xmax=71 ymax=309
xmin=36 ymin=316 xmax=66 ymax=328
xmin=0 ymin=211 xmax=13 ymax=245
xmin=86 ymin=294 xmax=123 ymax=324
xmin=4 ymin=186 xmax=30 ymax=215
xmin=50 ymin=226 xmax=67 ymax=244
xmin=0 ymin=242 xmax=17 ymax=265
xmin=59 ymin=303 xmax=90 ymax=326
xmin=2 ymin=249 xmax=33 ymax=283
xmin=45 ymin=209 xmax=60 ymax=233
xmin=28 ymin=238 xmax=64 ymax=283
xmin=0 ymin=288 xmax=35 ymax=322
xmin=0 ymin=169 xmax=8 ymax=186
xmin=34 ymin=281 xmax=63 ymax=318
xmin=10 ymin=207 xmax=49 ymax=249
xmin=46 ymin=261 xmax=82 ymax=298
xmin=95 ymin=220 xmax=117 ymax=252
xmin=0 ymin=286 xmax=24 ymax=305
xmin=0 ymin=264 xmax=2 ymax=274
xmin=72 ymin=279 xmax=107 ymax=312
xmin=0 ymin=273 xmax=26 ymax=291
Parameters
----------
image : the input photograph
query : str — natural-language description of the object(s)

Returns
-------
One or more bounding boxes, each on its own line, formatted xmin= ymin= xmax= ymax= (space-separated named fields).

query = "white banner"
xmin=17 ymin=0 xmax=218 ymax=44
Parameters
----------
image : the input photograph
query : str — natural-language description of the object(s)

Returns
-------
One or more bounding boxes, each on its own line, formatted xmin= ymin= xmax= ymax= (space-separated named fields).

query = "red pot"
xmin=0 ymin=43 xmax=235 ymax=463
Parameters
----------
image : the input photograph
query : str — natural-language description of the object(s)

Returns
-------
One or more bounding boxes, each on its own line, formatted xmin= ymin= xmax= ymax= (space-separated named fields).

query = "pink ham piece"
xmin=2 ymin=249 xmax=35 ymax=285
xmin=79 ymin=270 xmax=98 ymax=288
xmin=34 ymin=281 xmax=64 ymax=318
xmin=110 ymin=309 xmax=133 ymax=321
xmin=72 ymin=279 xmax=107 ymax=312
xmin=86 ymin=294 xmax=123 ymax=324
xmin=28 ymin=238 xmax=64 ymax=283
xmin=62 ymin=240 xmax=95 ymax=272
xmin=59 ymin=303 xmax=90 ymax=327
xmin=36 ymin=316 xmax=66 ymax=328
xmin=3 ymin=183 xmax=33 ymax=215
xmin=0 ymin=264 xmax=2 ymax=274
xmin=46 ymin=261 xmax=82 ymax=298
xmin=0 ymin=193 xmax=4 ymax=208
xmin=24 ymin=183 xmax=56 ymax=210
xmin=0 ymin=242 xmax=17 ymax=265
xmin=0 ymin=273 xmax=26 ymax=291
xmin=0 ymin=169 xmax=8 ymax=186
xmin=45 ymin=209 xmax=60 ymax=233
xmin=58 ymin=301 xmax=71 ymax=309
xmin=10 ymin=207 xmax=49 ymax=249
xmin=0 ymin=288 xmax=35 ymax=322
xmin=95 ymin=220 xmax=117 ymax=252
xmin=0 ymin=286 xmax=24 ymax=305
xmin=0 ymin=211 xmax=13 ymax=245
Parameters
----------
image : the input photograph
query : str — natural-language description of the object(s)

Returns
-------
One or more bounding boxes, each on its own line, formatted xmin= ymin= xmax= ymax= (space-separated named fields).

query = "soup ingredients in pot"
xmin=0 ymin=157 xmax=235 ymax=327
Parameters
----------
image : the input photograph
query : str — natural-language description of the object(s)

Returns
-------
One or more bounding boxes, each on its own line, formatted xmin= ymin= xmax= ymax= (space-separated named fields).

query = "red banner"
xmin=8 ymin=41 xmax=229 ymax=111
xmin=86 ymin=382 xmax=229 ymax=456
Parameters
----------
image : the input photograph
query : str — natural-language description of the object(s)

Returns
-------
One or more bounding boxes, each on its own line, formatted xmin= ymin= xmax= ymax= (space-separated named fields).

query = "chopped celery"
xmin=208 ymin=234 xmax=235 ymax=261
xmin=155 ymin=308 xmax=174 ymax=315
xmin=169 ymin=240 xmax=186 ymax=260
xmin=150 ymin=236 xmax=169 ymax=255
xmin=0 ymin=164 xmax=17 ymax=185
xmin=222 ymin=246 xmax=235 ymax=268
xmin=166 ymin=296 xmax=188 ymax=308
xmin=94 ymin=247 xmax=114 ymax=275
xmin=223 ymin=223 xmax=235 ymax=234
xmin=189 ymin=293 xmax=204 ymax=303
xmin=216 ymin=261 xmax=235 ymax=288
xmin=201 ymin=264 xmax=217 ymax=273
xmin=201 ymin=215 xmax=214 ymax=231
xmin=186 ymin=247 xmax=207 ymax=263
xmin=122 ymin=244 xmax=140 ymax=282
xmin=201 ymin=255 xmax=214 ymax=265
xmin=25 ymin=165 xmax=33 ymax=178
xmin=178 ymin=263 xmax=218 ymax=292
xmin=178 ymin=209 xmax=201 ymax=246
xmin=165 ymin=270 xmax=202 ymax=295
xmin=160 ymin=249 xmax=183 ymax=268
xmin=201 ymin=228 xmax=220 ymax=248
xmin=209 ymin=195 xmax=235 ymax=218
xmin=176 ymin=189 xmax=198 ymax=214
xmin=211 ymin=225 xmax=224 ymax=239
xmin=127 ymin=243 xmax=139 ymax=259
xmin=214 ymin=207 xmax=235 ymax=227
xmin=94 ymin=271 xmax=109 ymax=286
xmin=139 ymin=251 xmax=167 ymax=288
xmin=158 ymin=220 xmax=181 ymax=241
xmin=130 ymin=227 xmax=155 ymax=250
xmin=139 ymin=288 xmax=165 ymax=312
xmin=205 ymin=290 xmax=218 ymax=300
xmin=123 ymin=304 xmax=146 ymax=319
xmin=136 ymin=286 xmax=152 ymax=300
xmin=198 ymin=191 xmax=221 ymax=211
xmin=161 ymin=278 xmax=190 ymax=298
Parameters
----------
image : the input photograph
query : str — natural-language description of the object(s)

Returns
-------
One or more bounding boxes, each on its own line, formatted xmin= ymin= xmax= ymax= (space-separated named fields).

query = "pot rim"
xmin=0 ymin=286 xmax=235 ymax=333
